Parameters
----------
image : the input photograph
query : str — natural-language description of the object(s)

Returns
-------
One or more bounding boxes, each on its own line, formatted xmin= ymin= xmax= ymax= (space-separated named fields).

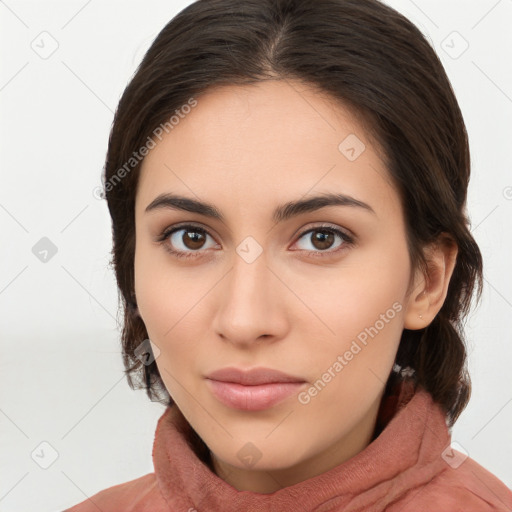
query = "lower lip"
xmin=205 ymin=379 xmax=306 ymax=411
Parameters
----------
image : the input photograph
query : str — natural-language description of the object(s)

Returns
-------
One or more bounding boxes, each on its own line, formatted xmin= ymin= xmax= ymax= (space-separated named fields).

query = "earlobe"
xmin=403 ymin=285 xmax=430 ymax=330
xmin=403 ymin=234 xmax=458 ymax=330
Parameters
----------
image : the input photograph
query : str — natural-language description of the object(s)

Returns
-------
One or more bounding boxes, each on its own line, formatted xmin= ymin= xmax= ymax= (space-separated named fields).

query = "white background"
xmin=0 ymin=1 xmax=511 ymax=510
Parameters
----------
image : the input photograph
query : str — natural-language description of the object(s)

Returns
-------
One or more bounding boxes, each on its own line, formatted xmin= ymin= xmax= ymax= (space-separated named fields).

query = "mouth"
xmin=204 ymin=366 xmax=307 ymax=411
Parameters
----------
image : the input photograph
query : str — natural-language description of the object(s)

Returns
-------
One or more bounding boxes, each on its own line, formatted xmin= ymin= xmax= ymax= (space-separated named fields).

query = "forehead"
xmin=136 ymin=80 xmax=399 ymax=220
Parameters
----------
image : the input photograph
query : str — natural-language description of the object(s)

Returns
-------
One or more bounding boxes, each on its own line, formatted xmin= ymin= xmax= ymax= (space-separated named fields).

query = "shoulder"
xmin=63 ymin=472 xmax=169 ymax=512
xmin=391 ymin=453 xmax=512 ymax=511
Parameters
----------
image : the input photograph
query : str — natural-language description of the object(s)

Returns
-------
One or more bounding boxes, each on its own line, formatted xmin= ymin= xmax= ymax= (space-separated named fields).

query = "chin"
xmin=212 ymin=439 xmax=308 ymax=472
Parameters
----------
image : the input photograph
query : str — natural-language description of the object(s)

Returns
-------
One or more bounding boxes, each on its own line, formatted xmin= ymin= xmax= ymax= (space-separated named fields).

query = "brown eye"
xmin=310 ymin=230 xmax=335 ymax=250
xmin=162 ymin=226 xmax=217 ymax=258
xmin=179 ymin=229 xmax=207 ymax=250
xmin=294 ymin=226 xmax=353 ymax=255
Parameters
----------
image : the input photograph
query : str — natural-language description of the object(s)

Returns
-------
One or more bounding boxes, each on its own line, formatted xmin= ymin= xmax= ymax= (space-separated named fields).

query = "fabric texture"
xmin=64 ymin=381 xmax=512 ymax=511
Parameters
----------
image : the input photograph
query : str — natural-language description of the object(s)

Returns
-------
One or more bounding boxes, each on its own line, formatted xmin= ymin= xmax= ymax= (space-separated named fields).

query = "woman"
xmin=66 ymin=0 xmax=512 ymax=510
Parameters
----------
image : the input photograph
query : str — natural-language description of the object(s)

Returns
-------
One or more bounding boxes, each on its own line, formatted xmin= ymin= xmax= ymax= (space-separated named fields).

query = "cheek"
xmin=133 ymin=244 xmax=206 ymax=378
xmin=134 ymin=258 xmax=200 ymax=402
xmin=134 ymin=240 xmax=187 ymax=336
xmin=303 ymin=284 xmax=406 ymax=415
xmin=306 ymin=253 xmax=408 ymax=336
xmin=306 ymin=248 xmax=409 ymax=374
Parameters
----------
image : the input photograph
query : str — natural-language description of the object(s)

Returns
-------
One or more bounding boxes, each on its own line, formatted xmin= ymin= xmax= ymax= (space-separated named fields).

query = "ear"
xmin=403 ymin=233 xmax=458 ymax=330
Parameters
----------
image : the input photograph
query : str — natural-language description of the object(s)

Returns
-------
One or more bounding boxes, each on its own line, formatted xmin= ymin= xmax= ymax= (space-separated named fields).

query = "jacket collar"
xmin=152 ymin=380 xmax=450 ymax=511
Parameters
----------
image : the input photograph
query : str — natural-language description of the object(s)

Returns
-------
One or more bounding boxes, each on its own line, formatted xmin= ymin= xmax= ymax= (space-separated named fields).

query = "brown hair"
xmin=103 ymin=0 xmax=483 ymax=427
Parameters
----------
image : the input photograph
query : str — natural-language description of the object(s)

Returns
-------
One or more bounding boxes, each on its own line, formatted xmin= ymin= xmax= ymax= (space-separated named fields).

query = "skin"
xmin=133 ymin=79 xmax=458 ymax=493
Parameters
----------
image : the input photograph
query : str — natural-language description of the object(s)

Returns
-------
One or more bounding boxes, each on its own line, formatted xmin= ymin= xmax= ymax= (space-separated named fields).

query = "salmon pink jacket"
xmin=64 ymin=382 xmax=512 ymax=511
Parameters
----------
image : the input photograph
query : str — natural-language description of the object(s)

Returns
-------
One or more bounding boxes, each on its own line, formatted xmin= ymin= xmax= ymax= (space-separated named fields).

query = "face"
xmin=134 ymin=80 xmax=421 ymax=491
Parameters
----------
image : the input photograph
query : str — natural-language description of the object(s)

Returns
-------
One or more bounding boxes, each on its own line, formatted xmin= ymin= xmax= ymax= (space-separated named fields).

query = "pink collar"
xmin=152 ymin=382 xmax=450 ymax=511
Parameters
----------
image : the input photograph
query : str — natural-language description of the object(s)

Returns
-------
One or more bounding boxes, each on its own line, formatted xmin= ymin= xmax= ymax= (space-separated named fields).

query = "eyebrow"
xmin=144 ymin=192 xmax=376 ymax=223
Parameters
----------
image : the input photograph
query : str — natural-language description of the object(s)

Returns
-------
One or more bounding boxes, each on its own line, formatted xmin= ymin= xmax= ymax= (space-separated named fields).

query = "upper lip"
xmin=205 ymin=367 xmax=306 ymax=385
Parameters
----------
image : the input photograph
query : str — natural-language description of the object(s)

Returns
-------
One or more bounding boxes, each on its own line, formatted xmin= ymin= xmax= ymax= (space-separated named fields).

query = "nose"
xmin=212 ymin=246 xmax=289 ymax=348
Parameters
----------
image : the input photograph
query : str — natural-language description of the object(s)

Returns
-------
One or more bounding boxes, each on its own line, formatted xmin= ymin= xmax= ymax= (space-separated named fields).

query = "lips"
xmin=205 ymin=366 xmax=306 ymax=385
xmin=205 ymin=367 xmax=307 ymax=411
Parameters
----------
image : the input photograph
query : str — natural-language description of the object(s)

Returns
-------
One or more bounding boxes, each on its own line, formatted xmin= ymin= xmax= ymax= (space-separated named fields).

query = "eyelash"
xmin=156 ymin=223 xmax=355 ymax=260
